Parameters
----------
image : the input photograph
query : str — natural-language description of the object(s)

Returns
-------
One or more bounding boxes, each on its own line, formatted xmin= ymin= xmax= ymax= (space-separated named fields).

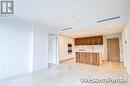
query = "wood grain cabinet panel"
xmin=76 ymin=52 xmax=100 ymax=66
xmin=98 ymin=36 xmax=103 ymax=45
xmin=76 ymin=52 xmax=80 ymax=62
xmin=75 ymin=36 xmax=103 ymax=45
xmin=95 ymin=37 xmax=99 ymax=44
xmin=91 ymin=53 xmax=99 ymax=65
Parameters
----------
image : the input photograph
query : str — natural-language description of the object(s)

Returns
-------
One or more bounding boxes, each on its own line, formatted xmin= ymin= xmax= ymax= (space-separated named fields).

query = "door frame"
xmin=107 ymin=38 xmax=120 ymax=62
xmin=48 ymin=34 xmax=59 ymax=65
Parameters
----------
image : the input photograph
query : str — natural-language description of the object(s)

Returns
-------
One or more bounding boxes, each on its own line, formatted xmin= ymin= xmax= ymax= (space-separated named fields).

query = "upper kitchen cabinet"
xmin=75 ymin=36 xmax=103 ymax=45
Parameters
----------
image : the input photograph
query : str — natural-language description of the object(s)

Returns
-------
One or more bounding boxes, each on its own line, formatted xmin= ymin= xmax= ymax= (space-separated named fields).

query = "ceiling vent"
xmin=61 ymin=27 xmax=72 ymax=31
xmin=97 ymin=16 xmax=120 ymax=23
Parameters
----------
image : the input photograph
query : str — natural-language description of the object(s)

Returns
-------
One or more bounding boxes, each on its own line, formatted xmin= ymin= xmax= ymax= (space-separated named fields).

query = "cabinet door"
xmin=98 ymin=36 xmax=103 ymax=45
xmin=91 ymin=53 xmax=97 ymax=65
xmin=93 ymin=37 xmax=98 ymax=45
xmin=97 ymin=54 xmax=99 ymax=65
xmin=75 ymin=39 xmax=79 ymax=45
xmin=82 ymin=53 xmax=87 ymax=63
xmin=78 ymin=39 xmax=81 ymax=45
xmin=81 ymin=38 xmax=85 ymax=45
xmin=85 ymin=38 xmax=89 ymax=45
xmin=75 ymin=39 xmax=78 ymax=45
xmin=91 ymin=53 xmax=99 ymax=65
xmin=95 ymin=36 xmax=99 ymax=44
xmin=80 ymin=53 xmax=83 ymax=63
xmin=75 ymin=36 xmax=103 ymax=45
xmin=88 ymin=37 xmax=92 ymax=45
xmin=76 ymin=52 xmax=80 ymax=62
xmin=85 ymin=53 xmax=89 ymax=64
xmin=90 ymin=37 xmax=96 ymax=45
xmin=87 ymin=53 xmax=91 ymax=64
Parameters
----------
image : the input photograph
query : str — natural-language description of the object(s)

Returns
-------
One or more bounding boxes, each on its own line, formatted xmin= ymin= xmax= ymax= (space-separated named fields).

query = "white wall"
xmin=122 ymin=22 xmax=129 ymax=74
xmin=0 ymin=19 xmax=58 ymax=79
xmin=127 ymin=7 xmax=130 ymax=75
xmin=103 ymin=35 xmax=108 ymax=61
xmin=32 ymin=22 xmax=58 ymax=72
xmin=0 ymin=18 xmax=32 ymax=80
xmin=58 ymin=35 xmax=74 ymax=61
xmin=121 ymin=6 xmax=129 ymax=75
xmin=122 ymin=24 xmax=128 ymax=68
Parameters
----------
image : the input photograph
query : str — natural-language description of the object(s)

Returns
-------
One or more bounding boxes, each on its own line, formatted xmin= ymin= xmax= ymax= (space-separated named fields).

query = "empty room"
xmin=0 ymin=0 xmax=130 ymax=86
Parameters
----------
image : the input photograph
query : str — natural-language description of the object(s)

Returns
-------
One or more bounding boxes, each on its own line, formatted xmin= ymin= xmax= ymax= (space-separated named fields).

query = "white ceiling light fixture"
xmin=61 ymin=27 xmax=72 ymax=31
xmin=97 ymin=16 xmax=120 ymax=23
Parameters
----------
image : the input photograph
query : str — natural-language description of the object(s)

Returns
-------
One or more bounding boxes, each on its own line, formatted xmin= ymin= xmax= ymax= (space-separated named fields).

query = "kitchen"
xmin=74 ymin=36 xmax=104 ymax=66
xmin=59 ymin=34 xmax=122 ymax=67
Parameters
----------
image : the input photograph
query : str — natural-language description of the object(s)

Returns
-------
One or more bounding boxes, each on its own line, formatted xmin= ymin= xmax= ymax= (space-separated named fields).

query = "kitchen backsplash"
xmin=75 ymin=45 xmax=104 ymax=52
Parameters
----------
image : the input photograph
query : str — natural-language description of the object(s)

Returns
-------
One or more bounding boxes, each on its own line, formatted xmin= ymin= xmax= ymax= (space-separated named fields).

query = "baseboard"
xmin=59 ymin=58 xmax=74 ymax=63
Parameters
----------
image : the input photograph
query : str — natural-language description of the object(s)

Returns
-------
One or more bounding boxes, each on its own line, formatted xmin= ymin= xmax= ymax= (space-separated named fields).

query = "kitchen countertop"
xmin=76 ymin=51 xmax=103 ymax=53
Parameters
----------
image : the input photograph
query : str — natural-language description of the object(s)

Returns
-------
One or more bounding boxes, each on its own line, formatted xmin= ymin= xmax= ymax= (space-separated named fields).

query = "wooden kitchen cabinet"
xmin=98 ymin=36 xmax=103 ymax=45
xmin=91 ymin=53 xmax=99 ymax=65
xmin=75 ymin=36 xmax=103 ymax=45
xmin=76 ymin=52 xmax=100 ymax=66
xmin=76 ymin=52 xmax=80 ymax=63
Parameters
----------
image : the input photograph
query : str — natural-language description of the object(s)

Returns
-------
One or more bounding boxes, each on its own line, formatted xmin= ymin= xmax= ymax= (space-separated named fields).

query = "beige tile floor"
xmin=0 ymin=59 xmax=129 ymax=86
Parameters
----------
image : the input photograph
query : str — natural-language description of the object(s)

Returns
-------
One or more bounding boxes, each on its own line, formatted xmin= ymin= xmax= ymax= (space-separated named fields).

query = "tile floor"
xmin=0 ymin=59 xmax=129 ymax=86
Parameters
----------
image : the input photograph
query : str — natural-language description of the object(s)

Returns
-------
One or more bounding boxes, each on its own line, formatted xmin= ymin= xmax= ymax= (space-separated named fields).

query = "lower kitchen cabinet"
xmin=76 ymin=52 xmax=100 ymax=66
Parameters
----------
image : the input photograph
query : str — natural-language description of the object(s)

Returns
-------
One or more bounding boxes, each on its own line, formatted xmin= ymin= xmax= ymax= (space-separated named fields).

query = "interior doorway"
xmin=107 ymin=38 xmax=120 ymax=62
xmin=48 ymin=34 xmax=58 ymax=66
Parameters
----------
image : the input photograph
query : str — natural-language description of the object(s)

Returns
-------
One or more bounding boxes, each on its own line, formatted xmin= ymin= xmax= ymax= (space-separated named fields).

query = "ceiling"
xmin=60 ymin=22 xmax=125 ymax=38
xmin=15 ymin=0 xmax=129 ymax=38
